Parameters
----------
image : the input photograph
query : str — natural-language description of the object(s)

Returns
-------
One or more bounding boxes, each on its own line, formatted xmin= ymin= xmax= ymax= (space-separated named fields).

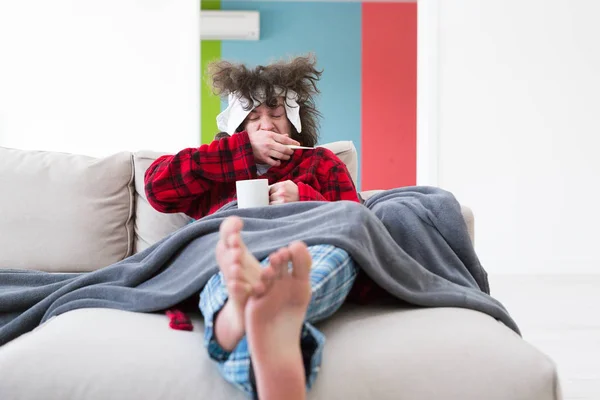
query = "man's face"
xmin=242 ymin=97 xmax=292 ymax=137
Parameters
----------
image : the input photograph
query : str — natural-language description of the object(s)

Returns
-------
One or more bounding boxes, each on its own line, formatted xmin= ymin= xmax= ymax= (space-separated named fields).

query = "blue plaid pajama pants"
xmin=199 ymin=244 xmax=358 ymax=397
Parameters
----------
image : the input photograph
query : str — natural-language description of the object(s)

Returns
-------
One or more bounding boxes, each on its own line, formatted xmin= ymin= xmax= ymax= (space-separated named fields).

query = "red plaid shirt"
xmin=144 ymin=131 xmax=359 ymax=219
xmin=145 ymin=131 xmax=381 ymax=304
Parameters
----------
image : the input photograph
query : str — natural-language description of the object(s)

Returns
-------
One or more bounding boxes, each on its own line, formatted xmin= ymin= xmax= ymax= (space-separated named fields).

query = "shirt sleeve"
xmin=297 ymin=149 xmax=360 ymax=203
xmin=144 ymin=131 xmax=256 ymax=215
xmin=297 ymin=182 xmax=327 ymax=201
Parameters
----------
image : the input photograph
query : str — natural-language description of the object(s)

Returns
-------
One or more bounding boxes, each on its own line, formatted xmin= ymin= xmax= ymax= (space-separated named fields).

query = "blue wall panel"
xmin=221 ymin=1 xmax=362 ymax=186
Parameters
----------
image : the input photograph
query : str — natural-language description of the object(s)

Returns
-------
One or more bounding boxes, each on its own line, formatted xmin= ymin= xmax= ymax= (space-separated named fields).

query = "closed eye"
xmin=271 ymin=105 xmax=285 ymax=119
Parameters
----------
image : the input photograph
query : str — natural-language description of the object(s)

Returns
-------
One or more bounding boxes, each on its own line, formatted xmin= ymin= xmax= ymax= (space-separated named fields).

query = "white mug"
xmin=236 ymin=179 xmax=269 ymax=209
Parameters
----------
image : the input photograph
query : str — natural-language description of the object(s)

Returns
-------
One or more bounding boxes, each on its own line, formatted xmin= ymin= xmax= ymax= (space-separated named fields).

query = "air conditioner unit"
xmin=200 ymin=10 xmax=260 ymax=41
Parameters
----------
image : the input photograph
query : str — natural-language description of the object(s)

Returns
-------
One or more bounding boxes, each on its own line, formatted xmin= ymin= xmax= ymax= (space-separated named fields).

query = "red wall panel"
xmin=362 ymin=3 xmax=417 ymax=190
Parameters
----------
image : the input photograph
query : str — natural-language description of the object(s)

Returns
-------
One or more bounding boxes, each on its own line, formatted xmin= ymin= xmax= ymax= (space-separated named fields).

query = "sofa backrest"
xmin=0 ymin=146 xmax=135 ymax=272
xmin=0 ymin=141 xmax=359 ymax=272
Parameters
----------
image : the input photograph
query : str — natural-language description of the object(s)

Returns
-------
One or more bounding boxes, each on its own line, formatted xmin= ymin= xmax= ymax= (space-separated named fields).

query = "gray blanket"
xmin=0 ymin=187 xmax=519 ymax=347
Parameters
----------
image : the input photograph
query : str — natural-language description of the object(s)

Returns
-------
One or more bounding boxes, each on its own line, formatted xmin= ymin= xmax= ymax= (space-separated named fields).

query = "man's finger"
xmin=269 ymin=182 xmax=284 ymax=193
xmin=273 ymin=135 xmax=300 ymax=146
xmin=269 ymin=149 xmax=290 ymax=161
xmin=264 ymin=157 xmax=280 ymax=167
xmin=268 ymin=183 xmax=278 ymax=193
xmin=269 ymin=192 xmax=282 ymax=204
xmin=272 ymin=142 xmax=294 ymax=156
xmin=260 ymin=130 xmax=275 ymax=139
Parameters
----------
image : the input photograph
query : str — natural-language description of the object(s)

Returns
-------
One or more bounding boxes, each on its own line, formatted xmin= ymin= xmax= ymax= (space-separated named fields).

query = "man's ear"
xmin=214 ymin=131 xmax=231 ymax=140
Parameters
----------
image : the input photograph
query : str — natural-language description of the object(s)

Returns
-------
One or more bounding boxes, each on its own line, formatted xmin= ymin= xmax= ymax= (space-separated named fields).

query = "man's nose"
xmin=258 ymin=116 xmax=275 ymax=131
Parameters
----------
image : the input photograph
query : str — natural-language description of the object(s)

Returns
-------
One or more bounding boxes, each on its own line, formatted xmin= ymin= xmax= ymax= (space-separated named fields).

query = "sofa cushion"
xmin=0 ymin=306 xmax=560 ymax=400
xmin=0 ymin=147 xmax=134 ymax=272
xmin=318 ymin=141 xmax=358 ymax=187
xmin=0 ymin=309 xmax=241 ymax=400
xmin=314 ymin=305 xmax=559 ymax=400
xmin=133 ymin=151 xmax=193 ymax=253
xmin=132 ymin=141 xmax=360 ymax=253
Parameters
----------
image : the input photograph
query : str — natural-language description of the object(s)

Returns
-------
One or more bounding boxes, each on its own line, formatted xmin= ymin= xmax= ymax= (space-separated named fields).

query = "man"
xmin=144 ymin=55 xmax=358 ymax=217
xmin=144 ymin=55 xmax=368 ymax=399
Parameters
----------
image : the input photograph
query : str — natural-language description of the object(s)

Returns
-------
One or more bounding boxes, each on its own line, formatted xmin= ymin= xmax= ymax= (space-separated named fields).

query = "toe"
xmin=216 ymin=239 xmax=227 ymax=264
xmin=227 ymin=263 xmax=244 ymax=281
xmin=258 ymin=264 xmax=276 ymax=291
xmin=265 ymin=248 xmax=290 ymax=280
xmin=227 ymin=233 xmax=242 ymax=249
xmin=273 ymin=248 xmax=291 ymax=278
xmin=251 ymin=279 xmax=267 ymax=297
xmin=227 ymin=280 xmax=251 ymax=299
xmin=220 ymin=216 xmax=243 ymax=242
xmin=269 ymin=251 xmax=281 ymax=267
xmin=289 ymin=241 xmax=311 ymax=279
xmin=223 ymin=247 xmax=242 ymax=267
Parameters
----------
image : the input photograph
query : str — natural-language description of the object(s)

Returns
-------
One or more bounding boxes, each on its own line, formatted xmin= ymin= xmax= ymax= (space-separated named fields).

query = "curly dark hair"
xmin=207 ymin=54 xmax=323 ymax=147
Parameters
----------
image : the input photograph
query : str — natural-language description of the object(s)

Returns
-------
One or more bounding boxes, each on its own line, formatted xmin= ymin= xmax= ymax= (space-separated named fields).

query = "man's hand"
xmin=269 ymin=180 xmax=299 ymax=205
xmin=248 ymin=130 xmax=300 ymax=167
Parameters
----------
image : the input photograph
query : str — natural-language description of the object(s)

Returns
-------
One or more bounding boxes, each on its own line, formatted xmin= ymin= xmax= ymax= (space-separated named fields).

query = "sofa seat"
xmin=0 ymin=306 xmax=559 ymax=400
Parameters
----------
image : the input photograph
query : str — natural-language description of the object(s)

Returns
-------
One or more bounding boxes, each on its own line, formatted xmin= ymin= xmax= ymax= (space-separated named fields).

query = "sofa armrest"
xmin=359 ymin=190 xmax=475 ymax=244
xmin=460 ymin=205 xmax=474 ymax=244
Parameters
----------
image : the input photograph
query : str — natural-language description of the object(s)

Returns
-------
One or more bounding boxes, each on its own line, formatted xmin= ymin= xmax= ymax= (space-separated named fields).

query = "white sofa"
xmin=0 ymin=142 xmax=561 ymax=400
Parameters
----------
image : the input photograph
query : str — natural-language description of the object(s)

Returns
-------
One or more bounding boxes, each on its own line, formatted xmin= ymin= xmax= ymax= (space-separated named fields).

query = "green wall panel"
xmin=200 ymin=0 xmax=221 ymax=144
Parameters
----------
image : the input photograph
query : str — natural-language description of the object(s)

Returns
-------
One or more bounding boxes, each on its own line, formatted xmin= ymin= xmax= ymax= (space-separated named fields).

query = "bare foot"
xmin=246 ymin=241 xmax=312 ymax=400
xmin=214 ymin=216 xmax=272 ymax=352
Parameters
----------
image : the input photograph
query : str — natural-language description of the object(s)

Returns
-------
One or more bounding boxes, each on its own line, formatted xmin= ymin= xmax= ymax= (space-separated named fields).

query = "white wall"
xmin=0 ymin=0 xmax=200 ymax=157
xmin=436 ymin=0 xmax=600 ymax=274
